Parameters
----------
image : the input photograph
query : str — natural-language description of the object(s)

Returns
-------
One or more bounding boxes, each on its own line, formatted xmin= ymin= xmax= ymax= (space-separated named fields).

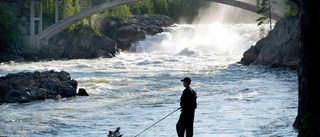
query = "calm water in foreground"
xmin=0 ymin=24 xmax=298 ymax=137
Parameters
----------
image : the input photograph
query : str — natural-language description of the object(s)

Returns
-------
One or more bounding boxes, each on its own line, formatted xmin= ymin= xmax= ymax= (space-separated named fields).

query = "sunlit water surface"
xmin=0 ymin=24 xmax=298 ymax=137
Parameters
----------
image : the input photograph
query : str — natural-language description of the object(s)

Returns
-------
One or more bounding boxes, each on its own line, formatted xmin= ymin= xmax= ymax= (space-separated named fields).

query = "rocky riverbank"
xmin=239 ymin=16 xmax=300 ymax=69
xmin=0 ymin=14 xmax=174 ymax=63
xmin=0 ymin=70 xmax=88 ymax=104
xmin=0 ymin=15 xmax=301 ymax=104
xmin=1 ymin=13 xmax=299 ymax=70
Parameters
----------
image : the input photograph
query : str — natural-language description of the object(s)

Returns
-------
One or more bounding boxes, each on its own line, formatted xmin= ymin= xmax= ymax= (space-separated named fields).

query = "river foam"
xmin=0 ymin=24 xmax=298 ymax=137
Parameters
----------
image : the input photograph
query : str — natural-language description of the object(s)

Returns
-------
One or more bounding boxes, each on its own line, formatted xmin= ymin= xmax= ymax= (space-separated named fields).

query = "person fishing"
xmin=134 ymin=77 xmax=197 ymax=137
xmin=176 ymin=77 xmax=197 ymax=137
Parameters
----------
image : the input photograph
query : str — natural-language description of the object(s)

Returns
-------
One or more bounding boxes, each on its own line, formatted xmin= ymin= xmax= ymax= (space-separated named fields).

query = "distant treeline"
xmin=39 ymin=0 xmax=208 ymax=23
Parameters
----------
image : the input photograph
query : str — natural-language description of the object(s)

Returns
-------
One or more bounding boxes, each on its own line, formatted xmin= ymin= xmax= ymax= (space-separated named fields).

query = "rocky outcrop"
xmin=23 ymin=29 xmax=120 ymax=61
xmin=0 ymin=70 xmax=88 ymax=104
xmin=239 ymin=16 xmax=300 ymax=69
xmin=100 ymin=14 xmax=174 ymax=51
xmin=0 ymin=14 xmax=174 ymax=63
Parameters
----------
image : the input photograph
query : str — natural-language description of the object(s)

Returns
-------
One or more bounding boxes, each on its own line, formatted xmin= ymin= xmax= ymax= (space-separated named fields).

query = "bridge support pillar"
xmin=29 ymin=0 xmax=42 ymax=35
xmin=23 ymin=0 xmax=42 ymax=51
xmin=22 ymin=36 xmax=40 ymax=52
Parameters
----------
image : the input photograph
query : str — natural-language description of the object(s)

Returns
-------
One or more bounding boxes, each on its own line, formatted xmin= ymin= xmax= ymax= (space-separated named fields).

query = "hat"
xmin=181 ymin=77 xmax=191 ymax=83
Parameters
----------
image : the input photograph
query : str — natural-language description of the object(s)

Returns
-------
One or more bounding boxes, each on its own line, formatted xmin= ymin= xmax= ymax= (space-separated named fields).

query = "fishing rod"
xmin=134 ymin=107 xmax=181 ymax=137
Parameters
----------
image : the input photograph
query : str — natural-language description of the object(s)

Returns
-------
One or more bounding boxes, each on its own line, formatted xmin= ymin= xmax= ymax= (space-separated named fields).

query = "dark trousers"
xmin=176 ymin=110 xmax=195 ymax=137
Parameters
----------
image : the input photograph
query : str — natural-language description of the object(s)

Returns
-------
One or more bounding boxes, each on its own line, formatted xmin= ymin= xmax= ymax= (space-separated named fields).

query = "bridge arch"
xmin=35 ymin=0 xmax=283 ymax=42
xmin=36 ymin=0 xmax=146 ymax=41
xmin=205 ymin=0 xmax=283 ymax=21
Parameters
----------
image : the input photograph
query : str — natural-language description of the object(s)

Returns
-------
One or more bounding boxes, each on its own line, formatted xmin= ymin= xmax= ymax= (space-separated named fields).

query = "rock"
xmin=36 ymin=45 xmax=65 ymax=60
xmin=64 ymin=32 xmax=119 ymax=59
xmin=239 ymin=45 xmax=258 ymax=65
xmin=239 ymin=16 xmax=300 ymax=69
xmin=115 ymin=24 xmax=146 ymax=50
xmin=57 ymin=71 xmax=71 ymax=81
xmin=101 ymin=14 xmax=174 ymax=51
xmin=0 ymin=70 xmax=87 ymax=103
xmin=95 ymin=49 xmax=114 ymax=58
xmin=78 ymin=88 xmax=89 ymax=96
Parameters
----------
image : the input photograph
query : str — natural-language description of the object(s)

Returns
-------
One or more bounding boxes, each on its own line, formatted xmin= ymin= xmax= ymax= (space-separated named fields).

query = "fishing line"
xmin=134 ymin=107 xmax=181 ymax=137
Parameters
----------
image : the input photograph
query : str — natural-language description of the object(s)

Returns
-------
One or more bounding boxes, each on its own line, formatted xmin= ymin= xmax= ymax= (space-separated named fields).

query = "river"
xmin=0 ymin=23 xmax=298 ymax=137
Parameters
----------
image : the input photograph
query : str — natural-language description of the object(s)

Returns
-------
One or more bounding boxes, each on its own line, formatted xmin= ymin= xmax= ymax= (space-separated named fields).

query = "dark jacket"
xmin=180 ymin=87 xmax=197 ymax=112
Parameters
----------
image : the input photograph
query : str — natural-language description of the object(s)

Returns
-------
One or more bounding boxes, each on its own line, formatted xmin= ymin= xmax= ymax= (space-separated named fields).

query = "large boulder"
xmin=239 ymin=16 xmax=300 ymax=69
xmin=0 ymin=70 xmax=87 ymax=103
xmin=66 ymin=33 xmax=119 ymax=59
xmin=115 ymin=24 xmax=147 ymax=50
xmin=100 ymin=14 xmax=174 ymax=51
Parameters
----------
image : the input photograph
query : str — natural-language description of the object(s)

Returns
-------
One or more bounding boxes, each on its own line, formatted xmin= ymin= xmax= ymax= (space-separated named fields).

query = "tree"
xmin=101 ymin=5 xmax=132 ymax=17
xmin=129 ymin=1 xmax=154 ymax=15
xmin=0 ymin=2 xmax=18 ymax=51
xmin=284 ymin=0 xmax=298 ymax=18
xmin=256 ymin=0 xmax=276 ymax=32
xmin=152 ymin=0 xmax=169 ymax=15
xmin=293 ymin=0 xmax=320 ymax=136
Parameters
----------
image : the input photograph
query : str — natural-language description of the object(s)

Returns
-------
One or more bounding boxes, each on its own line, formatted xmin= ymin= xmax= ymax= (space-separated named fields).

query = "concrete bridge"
xmin=26 ymin=0 xmax=146 ymax=49
xmin=25 ymin=0 xmax=284 ymax=49
xmin=206 ymin=0 xmax=283 ymax=21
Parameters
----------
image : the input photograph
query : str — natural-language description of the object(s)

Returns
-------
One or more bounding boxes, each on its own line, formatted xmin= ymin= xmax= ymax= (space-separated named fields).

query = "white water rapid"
xmin=0 ymin=1 xmax=298 ymax=136
xmin=0 ymin=22 xmax=298 ymax=137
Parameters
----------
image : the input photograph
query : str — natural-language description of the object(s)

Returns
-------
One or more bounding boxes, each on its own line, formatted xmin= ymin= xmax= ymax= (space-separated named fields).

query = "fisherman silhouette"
xmin=176 ymin=77 xmax=197 ymax=137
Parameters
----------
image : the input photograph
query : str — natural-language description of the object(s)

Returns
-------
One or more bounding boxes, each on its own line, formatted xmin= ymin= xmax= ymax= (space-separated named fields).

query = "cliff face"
xmin=239 ymin=16 xmax=300 ymax=69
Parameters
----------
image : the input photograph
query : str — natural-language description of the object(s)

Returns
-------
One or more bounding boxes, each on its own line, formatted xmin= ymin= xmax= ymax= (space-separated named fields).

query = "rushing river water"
xmin=0 ymin=23 xmax=298 ymax=137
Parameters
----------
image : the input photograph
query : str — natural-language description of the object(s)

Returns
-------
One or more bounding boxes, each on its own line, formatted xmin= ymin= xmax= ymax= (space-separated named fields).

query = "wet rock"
xmin=115 ymin=24 xmax=146 ymax=50
xmin=0 ymin=70 xmax=88 ymax=104
xmin=78 ymin=88 xmax=89 ymax=96
xmin=101 ymin=14 xmax=174 ymax=51
xmin=239 ymin=16 xmax=299 ymax=69
xmin=239 ymin=45 xmax=258 ymax=65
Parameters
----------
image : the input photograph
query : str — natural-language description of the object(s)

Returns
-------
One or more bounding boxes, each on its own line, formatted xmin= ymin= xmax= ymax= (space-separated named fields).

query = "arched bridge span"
xmin=36 ymin=0 xmax=146 ymax=41
xmin=205 ymin=0 xmax=283 ymax=21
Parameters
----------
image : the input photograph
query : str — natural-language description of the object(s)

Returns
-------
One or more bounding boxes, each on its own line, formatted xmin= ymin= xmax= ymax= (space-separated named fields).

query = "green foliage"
xmin=256 ymin=0 xmax=276 ymax=28
xmin=129 ymin=1 xmax=154 ymax=15
xmin=152 ymin=0 xmax=169 ymax=15
xmin=101 ymin=5 xmax=132 ymax=18
xmin=0 ymin=1 xmax=18 ymax=51
xmin=284 ymin=0 xmax=298 ymax=17
xmin=256 ymin=0 xmax=277 ymax=37
xmin=40 ymin=0 xmax=206 ymax=29
xmin=108 ymin=127 xmax=123 ymax=137
xmin=168 ymin=0 xmax=207 ymax=23
xmin=123 ymin=0 xmax=207 ymax=22
xmin=66 ymin=21 xmax=100 ymax=38
xmin=65 ymin=0 xmax=81 ymax=17
xmin=41 ymin=0 xmax=84 ymax=31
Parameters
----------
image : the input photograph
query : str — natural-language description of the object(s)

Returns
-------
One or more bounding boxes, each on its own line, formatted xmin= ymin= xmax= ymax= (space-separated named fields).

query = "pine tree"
xmin=256 ymin=0 xmax=276 ymax=32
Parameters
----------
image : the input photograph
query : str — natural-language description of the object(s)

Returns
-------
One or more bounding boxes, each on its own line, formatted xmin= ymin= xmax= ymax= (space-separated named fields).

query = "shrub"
xmin=108 ymin=127 xmax=123 ymax=137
